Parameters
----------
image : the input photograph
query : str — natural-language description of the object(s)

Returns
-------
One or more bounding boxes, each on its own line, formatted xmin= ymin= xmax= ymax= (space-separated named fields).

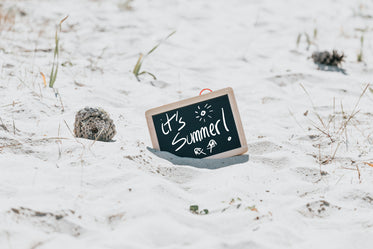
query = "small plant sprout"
xmin=118 ymin=0 xmax=134 ymax=11
xmin=296 ymin=31 xmax=317 ymax=50
xmin=357 ymin=35 xmax=364 ymax=62
xmin=189 ymin=205 xmax=208 ymax=215
xmin=133 ymin=31 xmax=176 ymax=81
xmin=48 ymin=16 xmax=68 ymax=88
xmin=246 ymin=205 xmax=258 ymax=212
xmin=189 ymin=205 xmax=199 ymax=213
xmin=352 ymin=4 xmax=372 ymax=19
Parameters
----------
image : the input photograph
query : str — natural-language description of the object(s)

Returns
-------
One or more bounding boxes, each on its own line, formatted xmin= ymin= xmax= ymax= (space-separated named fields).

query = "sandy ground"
xmin=1 ymin=0 xmax=373 ymax=248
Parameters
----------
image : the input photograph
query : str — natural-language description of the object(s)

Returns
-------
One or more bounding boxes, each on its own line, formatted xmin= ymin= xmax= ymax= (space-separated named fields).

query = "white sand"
xmin=1 ymin=0 xmax=373 ymax=248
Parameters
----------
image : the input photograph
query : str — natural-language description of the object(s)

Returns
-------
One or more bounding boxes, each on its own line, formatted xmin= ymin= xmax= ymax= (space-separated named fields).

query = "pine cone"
xmin=311 ymin=50 xmax=344 ymax=67
xmin=74 ymin=107 xmax=116 ymax=142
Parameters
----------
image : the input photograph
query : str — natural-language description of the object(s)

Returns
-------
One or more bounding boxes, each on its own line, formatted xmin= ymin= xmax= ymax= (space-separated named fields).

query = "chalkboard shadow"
xmin=147 ymin=147 xmax=249 ymax=169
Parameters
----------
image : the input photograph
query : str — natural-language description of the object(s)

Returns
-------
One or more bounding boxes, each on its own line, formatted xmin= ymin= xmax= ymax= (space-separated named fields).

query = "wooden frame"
xmin=145 ymin=87 xmax=248 ymax=159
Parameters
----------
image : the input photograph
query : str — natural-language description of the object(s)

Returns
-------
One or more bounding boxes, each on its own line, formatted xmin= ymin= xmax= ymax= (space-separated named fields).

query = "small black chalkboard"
xmin=146 ymin=88 xmax=247 ymax=159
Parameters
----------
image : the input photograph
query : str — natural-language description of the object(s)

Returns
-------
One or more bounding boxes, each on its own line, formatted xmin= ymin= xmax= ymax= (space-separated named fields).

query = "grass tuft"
xmin=300 ymin=83 xmax=370 ymax=166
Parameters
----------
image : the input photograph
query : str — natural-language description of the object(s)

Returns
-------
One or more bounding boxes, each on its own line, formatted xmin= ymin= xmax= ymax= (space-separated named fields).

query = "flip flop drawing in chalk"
xmin=194 ymin=148 xmax=206 ymax=156
xmin=207 ymin=139 xmax=217 ymax=153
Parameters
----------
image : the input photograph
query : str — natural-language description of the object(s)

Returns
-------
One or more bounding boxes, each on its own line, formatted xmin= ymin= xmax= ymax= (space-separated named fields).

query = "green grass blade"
xmin=49 ymin=65 xmax=55 ymax=87
xmin=133 ymin=31 xmax=176 ymax=81
xmin=138 ymin=71 xmax=157 ymax=80
xmin=133 ymin=53 xmax=143 ymax=75
xmin=48 ymin=16 xmax=68 ymax=88
xmin=296 ymin=33 xmax=301 ymax=47
xmin=147 ymin=30 xmax=176 ymax=56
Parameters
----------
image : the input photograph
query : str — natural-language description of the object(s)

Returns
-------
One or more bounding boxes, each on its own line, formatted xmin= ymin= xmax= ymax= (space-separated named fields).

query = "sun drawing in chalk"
xmin=195 ymin=103 xmax=213 ymax=122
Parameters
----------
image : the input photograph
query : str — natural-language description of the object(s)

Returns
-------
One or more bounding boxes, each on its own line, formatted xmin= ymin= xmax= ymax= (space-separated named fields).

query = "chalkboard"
xmin=145 ymin=87 xmax=247 ymax=159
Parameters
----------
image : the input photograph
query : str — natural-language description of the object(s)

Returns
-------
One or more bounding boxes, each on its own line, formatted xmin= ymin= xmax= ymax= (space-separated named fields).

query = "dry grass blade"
xmin=13 ymin=120 xmax=16 ymax=135
xmin=356 ymin=164 xmax=361 ymax=183
xmin=60 ymin=15 xmax=69 ymax=25
xmin=37 ymin=137 xmax=69 ymax=141
xmin=0 ymin=142 xmax=22 ymax=149
xmin=301 ymin=83 xmax=370 ymax=166
xmin=288 ymin=109 xmax=305 ymax=130
xmin=0 ymin=117 xmax=9 ymax=132
xmin=329 ymin=142 xmax=341 ymax=162
xmin=336 ymin=84 xmax=369 ymax=135
xmin=300 ymin=83 xmax=326 ymax=129
xmin=327 ymin=85 xmax=369 ymax=162
xmin=90 ymin=127 xmax=106 ymax=148
xmin=54 ymin=89 xmax=65 ymax=113
xmin=0 ymin=7 xmax=15 ymax=32
xmin=0 ymin=101 xmax=21 ymax=108
xmin=64 ymin=120 xmax=86 ymax=165
xmin=40 ymin=72 xmax=47 ymax=87
xmin=363 ymin=162 xmax=373 ymax=168
xmin=89 ymin=120 xmax=116 ymax=150
xmin=311 ymin=123 xmax=333 ymax=142
xmin=64 ymin=120 xmax=85 ymax=148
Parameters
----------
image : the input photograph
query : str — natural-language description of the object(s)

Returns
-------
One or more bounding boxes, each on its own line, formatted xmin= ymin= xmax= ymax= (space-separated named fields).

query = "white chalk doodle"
xmin=195 ymin=103 xmax=213 ymax=122
xmin=194 ymin=148 xmax=206 ymax=156
xmin=207 ymin=139 xmax=217 ymax=153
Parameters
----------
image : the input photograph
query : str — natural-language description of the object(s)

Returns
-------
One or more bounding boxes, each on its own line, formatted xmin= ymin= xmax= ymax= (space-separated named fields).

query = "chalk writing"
xmin=164 ymin=108 xmax=229 ymax=151
xmin=151 ymin=94 xmax=242 ymax=158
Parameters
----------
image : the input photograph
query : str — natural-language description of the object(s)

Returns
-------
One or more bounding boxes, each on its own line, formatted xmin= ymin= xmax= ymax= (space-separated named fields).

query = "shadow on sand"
xmin=147 ymin=147 xmax=249 ymax=169
xmin=316 ymin=64 xmax=347 ymax=75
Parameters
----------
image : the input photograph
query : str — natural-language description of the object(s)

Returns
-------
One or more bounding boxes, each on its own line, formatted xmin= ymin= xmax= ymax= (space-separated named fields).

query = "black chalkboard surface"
xmin=146 ymin=88 xmax=247 ymax=159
